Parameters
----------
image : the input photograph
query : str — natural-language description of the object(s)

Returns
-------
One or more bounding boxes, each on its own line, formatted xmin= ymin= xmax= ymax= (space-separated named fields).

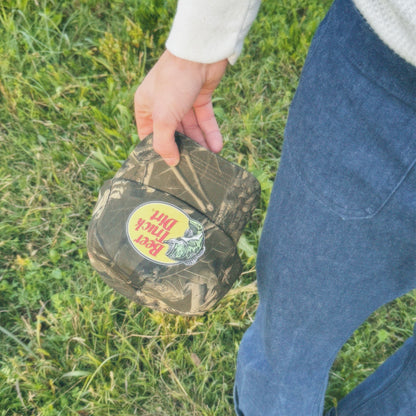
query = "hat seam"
xmin=110 ymin=176 xmax=238 ymax=246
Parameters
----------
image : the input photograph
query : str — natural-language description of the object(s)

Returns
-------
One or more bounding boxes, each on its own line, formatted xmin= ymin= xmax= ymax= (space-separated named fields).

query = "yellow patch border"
xmin=126 ymin=201 xmax=204 ymax=266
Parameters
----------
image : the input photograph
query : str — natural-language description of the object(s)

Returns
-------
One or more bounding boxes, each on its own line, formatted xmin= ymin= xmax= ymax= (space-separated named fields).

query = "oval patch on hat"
xmin=126 ymin=201 xmax=205 ymax=266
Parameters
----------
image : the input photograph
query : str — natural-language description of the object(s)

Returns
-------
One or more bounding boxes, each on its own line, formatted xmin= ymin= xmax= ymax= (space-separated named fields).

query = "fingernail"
xmin=165 ymin=157 xmax=179 ymax=167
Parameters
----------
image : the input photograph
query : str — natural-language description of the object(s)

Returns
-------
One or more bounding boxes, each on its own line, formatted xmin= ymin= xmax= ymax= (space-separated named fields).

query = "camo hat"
xmin=87 ymin=132 xmax=260 ymax=316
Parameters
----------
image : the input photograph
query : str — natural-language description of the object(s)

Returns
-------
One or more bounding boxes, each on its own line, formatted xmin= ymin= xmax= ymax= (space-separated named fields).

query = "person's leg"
xmin=235 ymin=154 xmax=416 ymax=416
xmin=325 ymin=326 xmax=416 ymax=416
xmin=234 ymin=0 xmax=416 ymax=414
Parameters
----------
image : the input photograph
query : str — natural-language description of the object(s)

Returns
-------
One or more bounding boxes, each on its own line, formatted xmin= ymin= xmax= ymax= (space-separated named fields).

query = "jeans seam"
xmin=339 ymin=43 xmax=416 ymax=110
xmin=335 ymin=4 xmax=416 ymax=110
xmin=285 ymin=138 xmax=416 ymax=221
xmin=284 ymin=142 xmax=375 ymax=220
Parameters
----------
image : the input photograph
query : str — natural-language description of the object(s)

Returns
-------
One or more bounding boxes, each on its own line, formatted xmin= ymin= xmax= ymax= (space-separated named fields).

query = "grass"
xmin=0 ymin=0 xmax=415 ymax=415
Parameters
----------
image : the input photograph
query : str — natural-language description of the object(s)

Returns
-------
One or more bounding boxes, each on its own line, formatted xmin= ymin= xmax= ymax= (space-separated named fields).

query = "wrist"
xmin=163 ymin=49 xmax=228 ymax=85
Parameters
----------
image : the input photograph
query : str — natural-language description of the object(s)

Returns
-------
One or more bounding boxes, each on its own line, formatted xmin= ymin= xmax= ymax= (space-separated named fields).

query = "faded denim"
xmin=234 ymin=0 xmax=416 ymax=414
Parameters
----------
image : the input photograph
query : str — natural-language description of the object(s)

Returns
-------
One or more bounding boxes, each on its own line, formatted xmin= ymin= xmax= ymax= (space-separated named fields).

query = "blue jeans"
xmin=234 ymin=0 xmax=416 ymax=414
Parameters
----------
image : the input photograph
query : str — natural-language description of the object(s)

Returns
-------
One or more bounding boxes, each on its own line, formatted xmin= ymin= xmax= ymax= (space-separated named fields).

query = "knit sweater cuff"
xmin=166 ymin=0 xmax=261 ymax=64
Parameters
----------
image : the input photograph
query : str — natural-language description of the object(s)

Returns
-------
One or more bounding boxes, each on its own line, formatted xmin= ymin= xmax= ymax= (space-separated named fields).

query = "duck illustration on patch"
xmin=164 ymin=218 xmax=205 ymax=266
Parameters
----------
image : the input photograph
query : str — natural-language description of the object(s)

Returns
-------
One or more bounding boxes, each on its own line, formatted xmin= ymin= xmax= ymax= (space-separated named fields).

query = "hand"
xmin=134 ymin=50 xmax=228 ymax=166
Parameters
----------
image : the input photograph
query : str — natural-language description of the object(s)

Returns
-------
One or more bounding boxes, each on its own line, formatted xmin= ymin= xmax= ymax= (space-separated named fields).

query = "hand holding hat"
xmin=87 ymin=133 xmax=260 ymax=315
xmin=134 ymin=50 xmax=228 ymax=166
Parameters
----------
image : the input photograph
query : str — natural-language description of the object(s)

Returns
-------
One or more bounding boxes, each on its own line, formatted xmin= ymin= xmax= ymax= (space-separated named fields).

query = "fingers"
xmin=139 ymin=101 xmax=221 ymax=164
xmin=182 ymin=109 xmax=209 ymax=149
xmin=133 ymin=51 xmax=226 ymax=166
xmin=135 ymin=115 xmax=153 ymax=141
xmin=193 ymin=100 xmax=223 ymax=153
xmin=134 ymin=76 xmax=181 ymax=166
xmin=135 ymin=89 xmax=222 ymax=164
xmin=152 ymin=114 xmax=180 ymax=166
xmin=134 ymin=86 xmax=153 ymax=140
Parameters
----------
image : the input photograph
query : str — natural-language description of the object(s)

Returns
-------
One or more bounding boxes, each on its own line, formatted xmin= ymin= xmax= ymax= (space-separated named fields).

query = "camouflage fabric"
xmin=87 ymin=132 xmax=260 ymax=316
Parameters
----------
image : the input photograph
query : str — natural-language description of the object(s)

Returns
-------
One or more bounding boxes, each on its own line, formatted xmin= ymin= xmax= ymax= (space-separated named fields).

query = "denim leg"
xmin=325 ymin=326 xmax=416 ymax=416
xmin=235 ymin=150 xmax=416 ymax=416
xmin=234 ymin=0 xmax=416 ymax=414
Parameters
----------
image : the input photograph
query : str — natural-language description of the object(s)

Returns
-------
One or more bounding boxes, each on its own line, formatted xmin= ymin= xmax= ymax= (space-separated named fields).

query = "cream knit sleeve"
xmin=354 ymin=0 xmax=416 ymax=67
xmin=166 ymin=0 xmax=261 ymax=64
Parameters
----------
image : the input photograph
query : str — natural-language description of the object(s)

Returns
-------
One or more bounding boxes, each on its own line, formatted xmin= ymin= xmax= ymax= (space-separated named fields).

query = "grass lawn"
xmin=1 ymin=0 xmax=415 ymax=415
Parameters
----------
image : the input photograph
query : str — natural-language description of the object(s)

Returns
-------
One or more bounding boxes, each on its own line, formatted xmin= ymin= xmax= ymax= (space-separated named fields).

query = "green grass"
xmin=1 ymin=0 xmax=415 ymax=415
